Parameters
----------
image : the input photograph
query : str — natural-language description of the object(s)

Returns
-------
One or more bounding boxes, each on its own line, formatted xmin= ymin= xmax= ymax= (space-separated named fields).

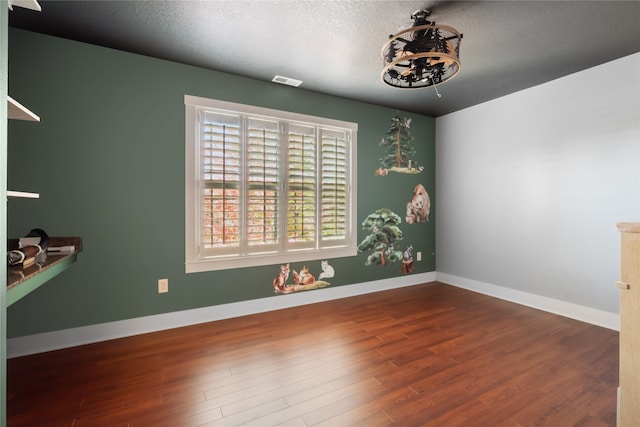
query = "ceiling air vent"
xmin=272 ymin=75 xmax=303 ymax=87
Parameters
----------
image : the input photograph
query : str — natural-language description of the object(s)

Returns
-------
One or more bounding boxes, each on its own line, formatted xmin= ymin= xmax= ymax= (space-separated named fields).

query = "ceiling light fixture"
xmin=381 ymin=9 xmax=462 ymax=90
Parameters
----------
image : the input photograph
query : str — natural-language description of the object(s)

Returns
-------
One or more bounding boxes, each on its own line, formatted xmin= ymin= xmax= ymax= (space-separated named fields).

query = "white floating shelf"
xmin=7 ymin=190 xmax=40 ymax=199
xmin=7 ymin=0 xmax=41 ymax=12
xmin=7 ymin=96 xmax=40 ymax=121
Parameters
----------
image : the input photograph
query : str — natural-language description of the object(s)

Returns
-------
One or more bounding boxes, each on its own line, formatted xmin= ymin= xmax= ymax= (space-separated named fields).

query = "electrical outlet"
xmin=158 ymin=278 xmax=169 ymax=293
xmin=417 ymin=252 xmax=422 ymax=261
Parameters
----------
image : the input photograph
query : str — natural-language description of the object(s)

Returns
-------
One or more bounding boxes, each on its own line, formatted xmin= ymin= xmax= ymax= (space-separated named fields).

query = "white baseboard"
xmin=8 ymin=271 xmax=619 ymax=358
xmin=436 ymin=272 xmax=620 ymax=331
xmin=7 ymin=272 xmax=436 ymax=358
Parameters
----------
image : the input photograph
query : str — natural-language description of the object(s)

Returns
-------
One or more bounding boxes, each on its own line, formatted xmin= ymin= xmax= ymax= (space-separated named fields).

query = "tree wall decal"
xmin=357 ymin=208 xmax=404 ymax=266
xmin=378 ymin=113 xmax=420 ymax=174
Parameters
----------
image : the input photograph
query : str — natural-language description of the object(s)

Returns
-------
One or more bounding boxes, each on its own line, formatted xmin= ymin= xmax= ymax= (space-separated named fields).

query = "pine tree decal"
xmin=378 ymin=113 xmax=421 ymax=174
xmin=357 ymin=208 xmax=404 ymax=267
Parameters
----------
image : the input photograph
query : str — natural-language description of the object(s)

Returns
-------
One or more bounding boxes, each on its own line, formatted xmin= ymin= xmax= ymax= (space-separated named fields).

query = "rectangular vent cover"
xmin=272 ymin=75 xmax=303 ymax=87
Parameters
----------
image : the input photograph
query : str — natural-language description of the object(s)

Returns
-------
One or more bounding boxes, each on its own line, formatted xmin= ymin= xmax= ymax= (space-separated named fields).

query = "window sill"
xmin=186 ymin=247 xmax=356 ymax=273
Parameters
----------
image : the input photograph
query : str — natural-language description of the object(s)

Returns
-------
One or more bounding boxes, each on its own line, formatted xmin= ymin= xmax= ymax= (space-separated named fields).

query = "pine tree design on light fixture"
xmin=382 ymin=9 xmax=462 ymax=89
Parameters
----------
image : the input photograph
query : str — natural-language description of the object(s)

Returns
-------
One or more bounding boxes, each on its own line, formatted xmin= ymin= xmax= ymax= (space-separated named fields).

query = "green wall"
xmin=6 ymin=28 xmax=436 ymax=338
xmin=1 ymin=3 xmax=9 ymax=423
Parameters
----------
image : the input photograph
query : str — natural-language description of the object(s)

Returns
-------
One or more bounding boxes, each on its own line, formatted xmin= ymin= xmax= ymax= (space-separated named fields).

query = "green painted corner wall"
xmin=6 ymin=28 xmax=436 ymax=338
xmin=1 ymin=2 xmax=9 ymax=424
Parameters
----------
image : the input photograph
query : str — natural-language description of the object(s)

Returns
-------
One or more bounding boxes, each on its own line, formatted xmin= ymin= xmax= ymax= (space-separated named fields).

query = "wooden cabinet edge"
xmin=617 ymin=222 xmax=640 ymax=233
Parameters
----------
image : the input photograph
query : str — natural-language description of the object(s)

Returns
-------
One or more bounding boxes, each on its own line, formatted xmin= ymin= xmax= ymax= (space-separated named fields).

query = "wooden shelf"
xmin=7 ymin=0 xmax=41 ymax=12
xmin=7 ymin=237 xmax=82 ymax=306
xmin=7 ymin=190 xmax=39 ymax=199
xmin=7 ymin=95 xmax=40 ymax=121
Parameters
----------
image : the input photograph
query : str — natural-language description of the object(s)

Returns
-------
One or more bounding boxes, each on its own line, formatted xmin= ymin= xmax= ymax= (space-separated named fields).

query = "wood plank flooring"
xmin=7 ymin=282 xmax=619 ymax=426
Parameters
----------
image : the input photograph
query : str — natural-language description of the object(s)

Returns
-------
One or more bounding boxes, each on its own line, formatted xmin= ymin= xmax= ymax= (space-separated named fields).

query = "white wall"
xmin=436 ymin=53 xmax=640 ymax=321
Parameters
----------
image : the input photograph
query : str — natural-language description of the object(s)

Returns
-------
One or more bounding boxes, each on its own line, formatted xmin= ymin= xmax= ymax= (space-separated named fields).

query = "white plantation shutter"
xmin=201 ymin=112 xmax=241 ymax=257
xmin=320 ymin=128 xmax=349 ymax=245
xmin=287 ymin=124 xmax=316 ymax=247
xmin=185 ymin=95 xmax=357 ymax=272
xmin=247 ymin=118 xmax=280 ymax=250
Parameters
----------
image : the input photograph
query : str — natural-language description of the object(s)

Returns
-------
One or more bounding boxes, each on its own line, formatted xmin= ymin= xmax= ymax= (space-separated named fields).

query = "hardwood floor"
xmin=7 ymin=282 xmax=619 ymax=427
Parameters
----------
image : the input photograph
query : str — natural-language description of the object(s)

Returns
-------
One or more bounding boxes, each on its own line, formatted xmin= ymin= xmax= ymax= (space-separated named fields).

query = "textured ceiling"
xmin=8 ymin=0 xmax=640 ymax=117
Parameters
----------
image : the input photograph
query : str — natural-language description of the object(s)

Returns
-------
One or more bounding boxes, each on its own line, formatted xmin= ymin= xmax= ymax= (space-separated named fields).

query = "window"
xmin=185 ymin=95 xmax=357 ymax=273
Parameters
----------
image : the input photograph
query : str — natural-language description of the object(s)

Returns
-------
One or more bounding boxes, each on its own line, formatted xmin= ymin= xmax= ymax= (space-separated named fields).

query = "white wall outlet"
xmin=417 ymin=251 xmax=422 ymax=261
xmin=158 ymin=278 xmax=169 ymax=293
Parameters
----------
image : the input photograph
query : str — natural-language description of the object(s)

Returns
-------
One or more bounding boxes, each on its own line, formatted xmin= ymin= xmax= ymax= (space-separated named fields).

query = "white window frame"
xmin=185 ymin=95 xmax=358 ymax=273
